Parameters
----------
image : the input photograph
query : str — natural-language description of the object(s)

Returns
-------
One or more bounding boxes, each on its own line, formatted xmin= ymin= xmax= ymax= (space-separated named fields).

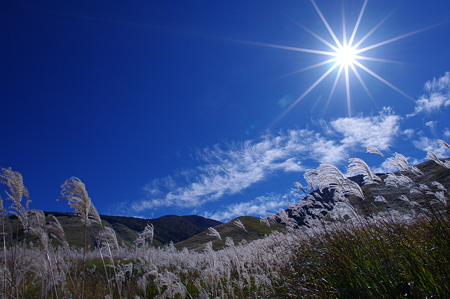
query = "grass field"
xmin=1 ymin=144 xmax=449 ymax=298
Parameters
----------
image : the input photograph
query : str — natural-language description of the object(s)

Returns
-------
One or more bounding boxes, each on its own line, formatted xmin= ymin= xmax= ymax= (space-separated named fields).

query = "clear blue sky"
xmin=1 ymin=0 xmax=449 ymax=221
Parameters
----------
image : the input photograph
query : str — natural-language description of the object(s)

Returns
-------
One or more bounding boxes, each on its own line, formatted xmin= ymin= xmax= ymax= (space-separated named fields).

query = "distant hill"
xmin=176 ymin=216 xmax=286 ymax=251
xmin=10 ymin=213 xmax=222 ymax=248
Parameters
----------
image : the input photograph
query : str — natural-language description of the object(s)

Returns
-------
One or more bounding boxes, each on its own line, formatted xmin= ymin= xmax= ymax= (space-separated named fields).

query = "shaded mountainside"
xmin=14 ymin=213 xmax=222 ymax=248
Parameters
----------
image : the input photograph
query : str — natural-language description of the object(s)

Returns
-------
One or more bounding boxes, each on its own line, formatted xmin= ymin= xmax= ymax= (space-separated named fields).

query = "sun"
xmin=334 ymin=45 xmax=357 ymax=67
xmin=237 ymin=0 xmax=437 ymax=123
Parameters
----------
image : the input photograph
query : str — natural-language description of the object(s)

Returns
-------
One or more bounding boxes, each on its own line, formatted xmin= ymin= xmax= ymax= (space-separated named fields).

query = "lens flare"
xmin=231 ymin=0 xmax=441 ymax=125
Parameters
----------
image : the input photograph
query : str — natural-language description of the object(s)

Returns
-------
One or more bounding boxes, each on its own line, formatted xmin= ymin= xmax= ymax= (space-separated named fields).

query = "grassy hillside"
xmin=352 ymin=159 xmax=450 ymax=215
xmin=1 ymin=156 xmax=449 ymax=298
xmin=176 ymin=215 xmax=286 ymax=251
xmin=8 ymin=213 xmax=221 ymax=248
xmin=283 ymin=158 xmax=450 ymax=228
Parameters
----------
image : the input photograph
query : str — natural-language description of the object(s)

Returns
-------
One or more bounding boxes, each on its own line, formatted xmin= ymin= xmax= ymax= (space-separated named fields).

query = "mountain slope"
xmin=176 ymin=216 xmax=286 ymax=251
xmin=17 ymin=213 xmax=223 ymax=248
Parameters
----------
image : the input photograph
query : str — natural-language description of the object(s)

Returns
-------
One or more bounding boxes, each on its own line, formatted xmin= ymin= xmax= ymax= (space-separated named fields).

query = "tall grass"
xmin=0 ymin=142 xmax=449 ymax=298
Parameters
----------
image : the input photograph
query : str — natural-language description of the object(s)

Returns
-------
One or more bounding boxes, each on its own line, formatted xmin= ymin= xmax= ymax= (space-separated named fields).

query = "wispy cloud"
xmin=201 ymin=192 xmax=296 ymax=221
xmin=413 ymin=136 xmax=449 ymax=158
xmin=129 ymin=108 xmax=401 ymax=214
xmin=408 ymin=72 xmax=450 ymax=116
xmin=444 ymin=128 xmax=450 ymax=137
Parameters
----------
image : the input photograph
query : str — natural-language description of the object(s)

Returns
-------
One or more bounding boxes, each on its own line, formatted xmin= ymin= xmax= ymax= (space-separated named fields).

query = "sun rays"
xmin=246 ymin=0 xmax=442 ymax=126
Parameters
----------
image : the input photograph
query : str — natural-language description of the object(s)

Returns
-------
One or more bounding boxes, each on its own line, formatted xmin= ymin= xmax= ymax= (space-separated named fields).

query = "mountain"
xmin=100 ymin=214 xmax=221 ymax=245
xmin=9 ymin=213 xmax=221 ymax=248
xmin=175 ymin=216 xmax=286 ymax=251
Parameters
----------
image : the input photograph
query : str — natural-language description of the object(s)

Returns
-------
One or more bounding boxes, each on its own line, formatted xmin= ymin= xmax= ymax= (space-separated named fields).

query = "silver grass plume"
xmin=304 ymin=164 xmax=364 ymax=199
xmin=154 ymin=270 xmax=187 ymax=299
xmin=46 ymin=214 xmax=68 ymax=246
xmin=432 ymin=181 xmax=448 ymax=193
xmin=387 ymin=153 xmax=423 ymax=176
xmin=433 ymin=191 xmax=448 ymax=206
xmin=374 ymin=195 xmax=387 ymax=203
xmin=348 ymin=158 xmax=381 ymax=185
xmin=0 ymin=167 xmax=31 ymax=230
xmin=259 ymin=216 xmax=270 ymax=227
xmin=60 ymin=177 xmax=101 ymax=225
xmin=329 ymin=202 xmax=360 ymax=221
xmin=277 ymin=209 xmax=298 ymax=231
xmin=294 ymin=181 xmax=306 ymax=195
xmin=97 ymin=227 xmax=119 ymax=250
xmin=384 ymin=173 xmax=414 ymax=189
xmin=225 ymin=236 xmax=234 ymax=247
xmin=411 ymin=183 xmax=432 ymax=196
xmin=135 ymin=223 xmax=154 ymax=247
xmin=399 ymin=195 xmax=411 ymax=202
xmin=28 ymin=209 xmax=49 ymax=249
xmin=207 ymin=227 xmax=221 ymax=240
xmin=427 ymin=151 xmax=450 ymax=169
xmin=398 ymin=195 xmax=418 ymax=207
xmin=233 ymin=219 xmax=247 ymax=232
xmin=266 ymin=213 xmax=278 ymax=224
xmin=438 ymin=139 xmax=450 ymax=150
xmin=366 ymin=146 xmax=385 ymax=157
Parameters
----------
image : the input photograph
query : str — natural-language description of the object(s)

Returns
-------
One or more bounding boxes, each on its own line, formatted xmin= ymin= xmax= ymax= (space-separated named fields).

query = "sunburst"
xmin=236 ymin=0 xmax=440 ymax=123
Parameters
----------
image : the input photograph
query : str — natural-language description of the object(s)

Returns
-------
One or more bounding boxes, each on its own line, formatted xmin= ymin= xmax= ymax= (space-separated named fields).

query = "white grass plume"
xmin=207 ymin=227 xmax=221 ymax=240
xmin=0 ymin=167 xmax=31 ymax=229
xmin=427 ymin=151 xmax=450 ymax=169
xmin=97 ymin=227 xmax=119 ymax=250
xmin=304 ymin=164 xmax=364 ymax=199
xmin=233 ymin=219 xmax=247 ymax=232
xmin=135 ymin=223 xmax=154 ymax=247
xmin=60 ymin=177 xmax=101 ymax=226
xmin=366 ymin=146 xmax=385 ymax=157
xmin=260 ymin=216 xmax=271 ymax=227
xmin=46 ymin=214 xmax=68 ymax=247
xmin=387 ymin=153 xmax=423 ymax=176
xmin=348 ymin=158 xmax=381 ymax=185
xmin=438 ymin=139 xmax=450 ymax=150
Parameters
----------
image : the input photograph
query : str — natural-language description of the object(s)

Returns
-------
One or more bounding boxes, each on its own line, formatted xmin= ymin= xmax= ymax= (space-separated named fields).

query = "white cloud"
xmin=444 ymin=128 xmax=450 ymax=137
xmin=130 ymin=109 xmax=401 ymax=213
xmin=413 ymin=136 xmax=449 ymax=158
xmin=425 ymin=121 xmax=436 ymax=128
xmin=403 ymin=129 xmax=415 ymax=139
xmin=408 ymin=72 xmax=450 ymax=116
xmin=201 ymin=192 xmax=296 ymax=222
xmin=371 ymin=160 xmax=398 ymax=174
xmin=132 ymin=131 xmax=311 ymax=212
xmin=330 ymin=107 xmax=401 ymax=150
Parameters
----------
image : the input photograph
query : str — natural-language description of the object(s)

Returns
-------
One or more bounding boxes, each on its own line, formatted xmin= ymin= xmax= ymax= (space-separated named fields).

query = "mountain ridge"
xmin=9 ymin=158 xmax=449 ymax=250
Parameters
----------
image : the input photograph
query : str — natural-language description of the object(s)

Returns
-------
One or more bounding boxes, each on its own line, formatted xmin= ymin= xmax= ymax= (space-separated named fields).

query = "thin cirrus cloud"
xmin=130 ymin=109 xmax=401 ymax=214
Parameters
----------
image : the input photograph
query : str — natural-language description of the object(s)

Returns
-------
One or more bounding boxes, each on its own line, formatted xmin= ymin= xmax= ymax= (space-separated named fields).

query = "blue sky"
xmin=1 ymin=0 xmax=449 ymax=222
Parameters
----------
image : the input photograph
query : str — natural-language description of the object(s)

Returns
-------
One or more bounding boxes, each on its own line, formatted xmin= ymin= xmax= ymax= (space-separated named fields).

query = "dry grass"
xmin=0 ymin=146 xmax=449 ymax=298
